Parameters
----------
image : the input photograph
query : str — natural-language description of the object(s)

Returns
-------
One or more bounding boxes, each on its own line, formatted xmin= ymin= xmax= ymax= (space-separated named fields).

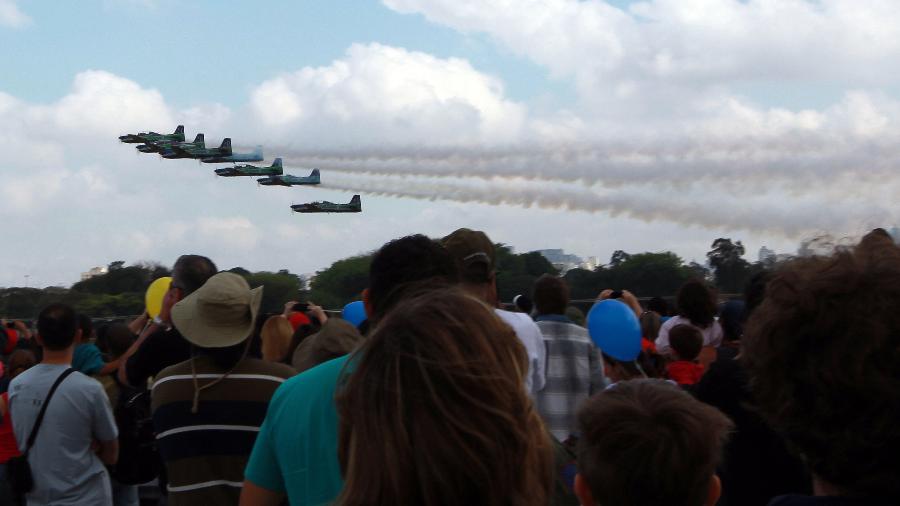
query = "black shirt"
xmin=125 ymin=326 xmax=192 ymax=387
xmin=694 ymin=357 xmax=811 ymax=506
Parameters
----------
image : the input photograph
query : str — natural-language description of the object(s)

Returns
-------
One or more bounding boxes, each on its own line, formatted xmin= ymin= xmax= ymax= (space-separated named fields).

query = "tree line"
xmin=0 ymin=237 xmax=773 ymax=319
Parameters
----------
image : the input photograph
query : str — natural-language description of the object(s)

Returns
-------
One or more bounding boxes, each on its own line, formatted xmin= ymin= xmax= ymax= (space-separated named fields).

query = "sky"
xmin=2 ymin=0 xmax=900 ymax=288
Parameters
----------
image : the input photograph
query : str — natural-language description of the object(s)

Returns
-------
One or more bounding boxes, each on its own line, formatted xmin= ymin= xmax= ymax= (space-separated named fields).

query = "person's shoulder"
xmin=660 ymin=315 xmax=684 ymax=329
xmin=62 ymin=370 xmax=108 ymax=398
xmin=8 ymin=367 xmax=35 ymax=391
xmin=495 ymin=309 xmax=539 ymax=331
xmin=77 ymin=342 xmax=101 ymax=353
xmin=154 ymin=358 xmax=194 ymax=382
xmin=280 ymin=355 xmax=348 ymax=393
xmin=241 ymin=358 xmax=296 ymax=379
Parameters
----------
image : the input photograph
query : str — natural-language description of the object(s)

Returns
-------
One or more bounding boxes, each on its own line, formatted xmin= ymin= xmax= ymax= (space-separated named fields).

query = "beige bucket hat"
xmin=171 ymin=272 xmax=263 ymax=348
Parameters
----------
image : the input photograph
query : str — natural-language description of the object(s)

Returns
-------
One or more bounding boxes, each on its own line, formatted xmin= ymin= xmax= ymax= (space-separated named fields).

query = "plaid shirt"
xmin=534 ymin=315 xmax=606 ymax=441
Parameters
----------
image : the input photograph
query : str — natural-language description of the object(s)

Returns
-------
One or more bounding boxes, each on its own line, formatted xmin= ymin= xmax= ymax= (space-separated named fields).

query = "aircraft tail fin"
xmin=272 ymin=158 xmax=282 ymax=168
xmin=193 ymin=133 xmax=204 ymax=145
xmin=220 ymin=138 xmax=231 ymax=153
xmin=310 ymin=169 xmax=320 ymax=178
xmin=173 ymin=125 xmax=184 ymax=135
xmin=350 ymin=195 xmax=361 ymax=206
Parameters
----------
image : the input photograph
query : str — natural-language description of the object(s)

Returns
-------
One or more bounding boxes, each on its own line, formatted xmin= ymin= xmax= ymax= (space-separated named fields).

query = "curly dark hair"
xmin=742 ymin=231 xmax=900 ymax=500
xmin=676 ymin=279 xmax=717 ymax=328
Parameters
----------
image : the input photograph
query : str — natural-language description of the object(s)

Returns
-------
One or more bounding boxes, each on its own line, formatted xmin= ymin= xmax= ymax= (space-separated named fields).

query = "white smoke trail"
xmin=273 ymin=134 xmax=900 ymax=188
xmin=318 ymin=173 xmax=896 ymax=236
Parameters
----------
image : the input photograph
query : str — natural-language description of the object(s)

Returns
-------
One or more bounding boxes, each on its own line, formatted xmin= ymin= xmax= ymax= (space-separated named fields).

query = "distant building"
xmin=758 ymin=246 xmax=776 ymax=264
xmin=581 ymin=256 xmax=600 ymax=271
xmin=536 ymin=249 xmax=587 ymax=274
xmin=80 ymin=266 xmax=108 ymax=281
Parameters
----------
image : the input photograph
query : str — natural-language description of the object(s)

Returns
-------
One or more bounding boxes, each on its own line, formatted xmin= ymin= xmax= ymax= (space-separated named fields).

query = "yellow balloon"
xmin=145 ymin=277 xmax=172 ymax=319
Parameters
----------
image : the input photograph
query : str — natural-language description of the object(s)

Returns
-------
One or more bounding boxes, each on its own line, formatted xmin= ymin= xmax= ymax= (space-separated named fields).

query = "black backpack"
xmin=110 ymin=387 xmax=160 ymax=485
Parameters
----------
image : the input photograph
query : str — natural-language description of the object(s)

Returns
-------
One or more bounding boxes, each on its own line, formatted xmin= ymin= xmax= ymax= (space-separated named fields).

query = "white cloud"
xmin=0 ymin=0 xmax=30 ymax=28
xmin=249 ymin=43 xmax=527 ymax=145
xmin=51 ymin=70 xmax=175 ymax=137
xmin=382 ymin=0 xmax=900 ymax=117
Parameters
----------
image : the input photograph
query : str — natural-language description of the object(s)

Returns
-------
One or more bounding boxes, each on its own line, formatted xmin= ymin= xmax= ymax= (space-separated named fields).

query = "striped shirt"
xmin=534 ymin=315 xmax=606 ymax=441
xmin=151 ymin=356 xmax=295 ymax=506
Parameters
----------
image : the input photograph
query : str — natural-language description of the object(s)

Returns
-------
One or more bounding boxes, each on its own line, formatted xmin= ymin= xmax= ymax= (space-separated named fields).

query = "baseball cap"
xmin=441 ymin=228 xmax=495 ymax=283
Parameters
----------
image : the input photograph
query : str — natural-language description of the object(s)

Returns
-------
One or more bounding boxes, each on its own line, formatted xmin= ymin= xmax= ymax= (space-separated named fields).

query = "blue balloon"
xmin=587 ymin=299 xmax=642 ymax=362
xmin=341 ymin=300 xmax=367 ymax=327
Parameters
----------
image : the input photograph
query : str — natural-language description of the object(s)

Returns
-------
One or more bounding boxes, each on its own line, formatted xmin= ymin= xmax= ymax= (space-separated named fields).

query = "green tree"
xmin=707 ymin=238 xmax=752 ymax=293
xmin=308 ymin=255 xmax=373 ymax=309
xmin=611 ymin=252 xmax=692 ymax=297
xmin=494 ymin=245 xmax=559 ymax=303
xmin=609 ymin=250 xmax=631 ymax=267
xmin=564 ymin=268 xmax=602 ymax=300
xmin=243 ymin=270 xmax=303 ymax=314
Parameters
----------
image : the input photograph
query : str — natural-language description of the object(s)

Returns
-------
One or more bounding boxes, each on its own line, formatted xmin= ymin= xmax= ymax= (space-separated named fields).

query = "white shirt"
xmin=655 ymin=315 xmax=723 ymax=355
xmin=495 ymin=309 xmax=546 ymax=396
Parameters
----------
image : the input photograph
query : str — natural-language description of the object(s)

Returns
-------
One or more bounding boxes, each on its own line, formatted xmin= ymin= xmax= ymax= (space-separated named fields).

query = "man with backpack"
xmin=8 ymin=303 xmax=118 ymax=505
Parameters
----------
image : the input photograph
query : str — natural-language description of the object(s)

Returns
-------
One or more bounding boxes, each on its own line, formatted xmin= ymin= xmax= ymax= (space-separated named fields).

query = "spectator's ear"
xmin=574 ymin=474 xmax=595 ymax=506
xmin=362 ymin=288 xmax=373 ymax=319
xmin=705 ymin=475 xmax=722 ymax=506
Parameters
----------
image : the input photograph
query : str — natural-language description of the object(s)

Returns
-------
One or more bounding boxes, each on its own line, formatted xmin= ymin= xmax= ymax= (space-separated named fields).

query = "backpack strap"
xmin=23 ymin=367 xmax=76 ymax=453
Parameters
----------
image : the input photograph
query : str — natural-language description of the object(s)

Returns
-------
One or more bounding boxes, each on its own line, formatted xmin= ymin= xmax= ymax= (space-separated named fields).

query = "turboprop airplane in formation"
xmin=167 ymin=137 xmax=232 ymax=160
xmin=117 ymin=125 xmax=356 ymax=212
xmin=136 ymin=138 xmax=180 ymax=153
xmin=119 ymin=125 xmax=184 ymax=144
xmin=256 ymin=169 xmax=321 ymax=186
xmin=200 ymin=145 xmax=263 ymax=163
xmin=291 ymin=195 xmax=361 ymax=213
xmin=160 ymin=134 xmax=206 ymax=159
xmin=216 ymin=158 xmax=285 ymax=177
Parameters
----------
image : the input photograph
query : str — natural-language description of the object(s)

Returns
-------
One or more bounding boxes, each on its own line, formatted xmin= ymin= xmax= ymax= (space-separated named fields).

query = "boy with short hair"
xmin=666 ymin=324 xmax=705 ymax=386
xmin=575 ymin=379 xmax=732 ymax=506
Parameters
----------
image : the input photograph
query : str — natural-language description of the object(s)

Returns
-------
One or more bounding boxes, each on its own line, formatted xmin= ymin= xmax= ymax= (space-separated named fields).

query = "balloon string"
xmin=634 ymin=360 xmax=648 ymax=379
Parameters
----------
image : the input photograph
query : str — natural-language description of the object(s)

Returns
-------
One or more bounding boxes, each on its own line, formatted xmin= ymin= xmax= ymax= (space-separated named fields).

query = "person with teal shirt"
xmin=240 ymin=234 xmax=460 ymax=506
xmin=72 ymin=314 xmax=119 ymax=376
xmin=244 ymin=354 xmax=349 ymax=504
xmin=72 ymin=342 xmax=106 ymax=375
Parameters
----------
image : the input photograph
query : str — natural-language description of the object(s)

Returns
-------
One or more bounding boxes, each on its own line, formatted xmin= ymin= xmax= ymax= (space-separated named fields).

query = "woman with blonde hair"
xmin=336 ymin=287 xmax=553 ymax=506
xmin=259 ymin=315 xmax=293 ymax=364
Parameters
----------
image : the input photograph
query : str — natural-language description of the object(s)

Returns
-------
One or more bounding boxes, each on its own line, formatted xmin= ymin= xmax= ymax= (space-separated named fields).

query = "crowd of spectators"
xmin=0 ymin=227 xmax=897 ymax=506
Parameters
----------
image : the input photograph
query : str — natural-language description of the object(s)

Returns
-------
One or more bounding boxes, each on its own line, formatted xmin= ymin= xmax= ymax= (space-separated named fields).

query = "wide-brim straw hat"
xmin=171 ymin=272 xmax=263 ymax=348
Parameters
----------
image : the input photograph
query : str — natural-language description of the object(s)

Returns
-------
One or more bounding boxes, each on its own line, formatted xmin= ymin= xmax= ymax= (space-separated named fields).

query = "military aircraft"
xmin=200 ymin=145 xmax=263 ymax=163
xmin=159 ymin=134 xmax=206 ymax=159
xmin=256 ymin=169 xmax=321 ymax=186
xmin=166 ymin=137 xmax=232 ymax=160
xmin=216 ymin=158 xmax=285 ymax=177
xmin=119 ymin=125 xmax=184 ymax=144
xmin=136 ymin=137 xmax=180 ymax=153
xmin=291 ymin=195 xmax=361 ymax=213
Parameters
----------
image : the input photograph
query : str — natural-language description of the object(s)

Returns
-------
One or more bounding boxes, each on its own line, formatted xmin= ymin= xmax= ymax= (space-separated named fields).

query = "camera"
xmin=292 ymin=303 xmax=310 ymax=312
